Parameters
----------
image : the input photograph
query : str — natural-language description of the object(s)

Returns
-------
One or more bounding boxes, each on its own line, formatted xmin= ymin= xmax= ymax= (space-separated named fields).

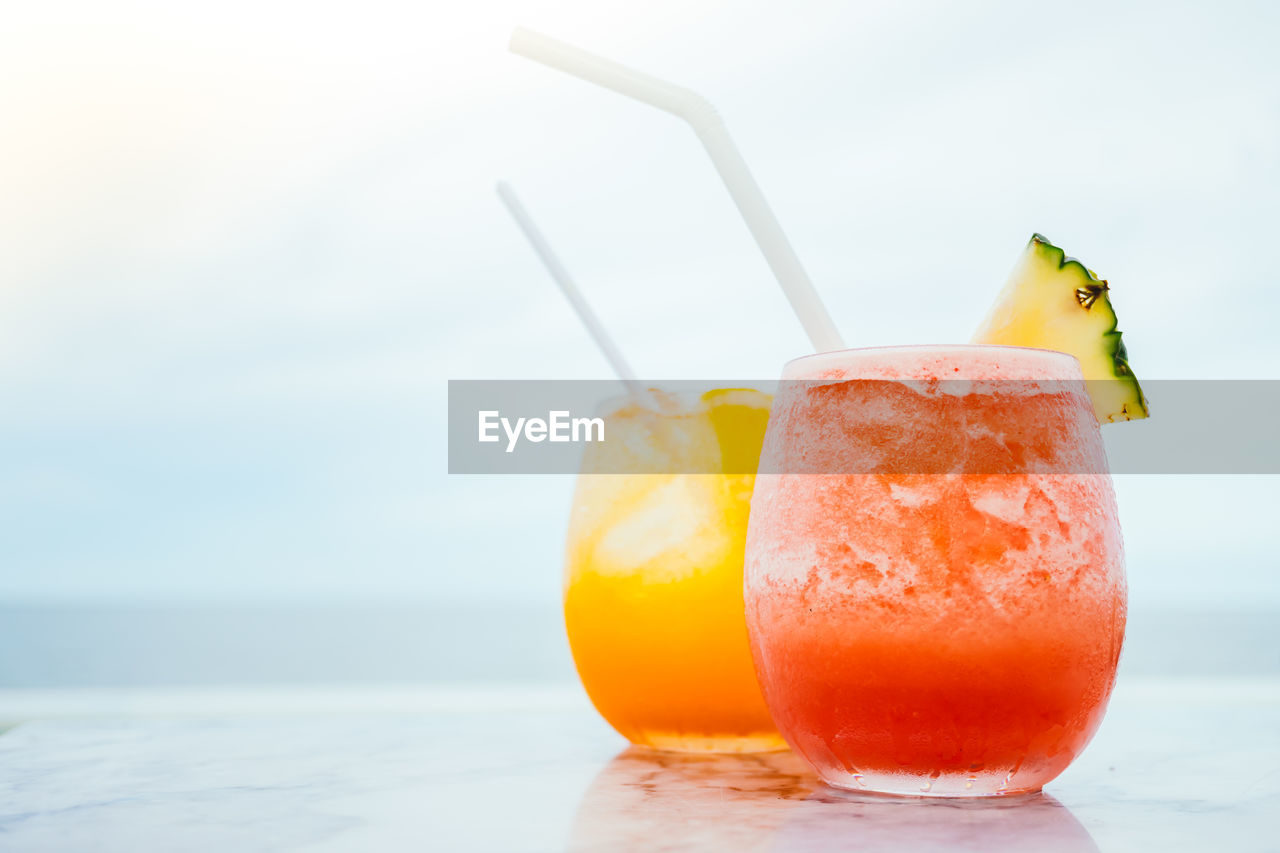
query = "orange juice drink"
xmin=565 ymin=388 xmax=784 ymax=753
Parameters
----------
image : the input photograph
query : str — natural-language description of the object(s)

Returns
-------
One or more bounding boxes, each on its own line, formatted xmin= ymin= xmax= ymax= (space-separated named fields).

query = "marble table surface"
xmin=0 ymin=678 xmax=1277 ymax=852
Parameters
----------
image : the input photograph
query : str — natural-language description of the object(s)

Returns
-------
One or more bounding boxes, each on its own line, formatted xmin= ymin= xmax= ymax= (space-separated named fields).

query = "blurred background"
xmin=2 ymin=0 xmax=1277 ymax=688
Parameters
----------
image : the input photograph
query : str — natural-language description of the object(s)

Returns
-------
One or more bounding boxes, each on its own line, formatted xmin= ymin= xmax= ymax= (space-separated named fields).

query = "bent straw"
xmin=509 ymin=27 xmax=845 ymax=353
xmin=496 ymin=181 xmax=661 ymax=409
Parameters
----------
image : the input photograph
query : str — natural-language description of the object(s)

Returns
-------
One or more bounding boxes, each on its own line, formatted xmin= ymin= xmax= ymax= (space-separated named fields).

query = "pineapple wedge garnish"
xmin=974 ymin=234 xmax=1148 ymax=423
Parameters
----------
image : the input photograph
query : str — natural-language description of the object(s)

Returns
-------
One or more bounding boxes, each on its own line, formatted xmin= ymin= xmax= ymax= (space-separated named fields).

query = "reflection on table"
xmin=568 ymin=747 xmax=1098 ymax=852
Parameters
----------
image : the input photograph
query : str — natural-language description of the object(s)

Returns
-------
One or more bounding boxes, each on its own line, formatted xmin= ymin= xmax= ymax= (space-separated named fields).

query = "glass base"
xmin=630 ymin=731 xmax=789 ymax=754
xmin=817 ymin=767 xmax=1045 ymax=798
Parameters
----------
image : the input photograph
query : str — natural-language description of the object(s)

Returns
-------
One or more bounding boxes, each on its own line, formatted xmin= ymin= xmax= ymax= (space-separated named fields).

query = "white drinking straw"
xmin=509 ymin=27 xmax=845 ymax=353
xmin=496 ymin=180 xmax=661 ymax=409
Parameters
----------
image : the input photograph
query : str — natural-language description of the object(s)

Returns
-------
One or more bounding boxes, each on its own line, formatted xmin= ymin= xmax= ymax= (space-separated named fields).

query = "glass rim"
xmin=595 ymin=385 xmax=773 ymax=415
xmin=781 ymin=343 xmax=1082 ymax=372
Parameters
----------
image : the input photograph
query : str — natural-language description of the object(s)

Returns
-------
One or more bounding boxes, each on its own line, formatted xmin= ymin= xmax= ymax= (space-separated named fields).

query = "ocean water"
xmin=0 ymin=605 xmax=1275 ymax=688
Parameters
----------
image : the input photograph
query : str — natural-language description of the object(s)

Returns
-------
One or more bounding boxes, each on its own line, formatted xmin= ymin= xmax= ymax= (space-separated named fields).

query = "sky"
xmin=1 ymin=0 xmax=1277 ymax=610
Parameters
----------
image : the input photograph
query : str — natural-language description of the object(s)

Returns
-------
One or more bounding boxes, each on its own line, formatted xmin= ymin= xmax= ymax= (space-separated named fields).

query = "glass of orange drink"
xmin=744 ymin=345 xmax=1127 ymax=795
xmin=564 ymin=387 xmax=785 ymax=753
